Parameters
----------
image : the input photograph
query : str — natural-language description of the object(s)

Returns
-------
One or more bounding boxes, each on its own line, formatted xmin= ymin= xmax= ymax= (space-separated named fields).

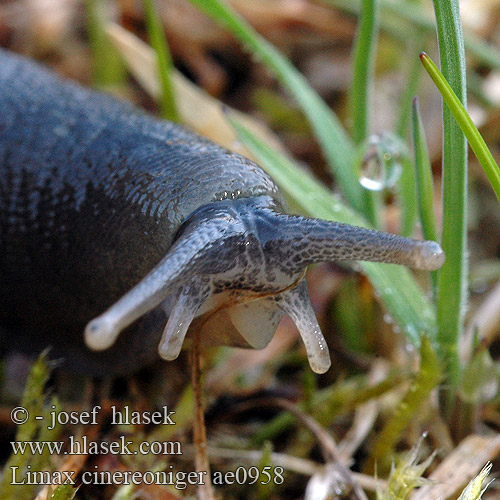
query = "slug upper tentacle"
xmin=264 ymin=212 xmax=445 ymax=272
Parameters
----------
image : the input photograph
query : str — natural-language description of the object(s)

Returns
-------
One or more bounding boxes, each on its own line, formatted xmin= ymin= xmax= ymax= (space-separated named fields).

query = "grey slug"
xmin=0 ymin=49 xmax=444 ymax=376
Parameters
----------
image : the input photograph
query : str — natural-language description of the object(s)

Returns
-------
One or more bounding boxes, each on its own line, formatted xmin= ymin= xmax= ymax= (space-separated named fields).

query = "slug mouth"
xmin=84 ymin=196 xmax=444 ymax=374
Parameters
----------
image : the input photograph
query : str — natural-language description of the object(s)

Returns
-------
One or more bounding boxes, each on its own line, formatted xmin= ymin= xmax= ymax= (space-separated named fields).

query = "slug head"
xmin=85 ymin=196 xmax=444 ymax=374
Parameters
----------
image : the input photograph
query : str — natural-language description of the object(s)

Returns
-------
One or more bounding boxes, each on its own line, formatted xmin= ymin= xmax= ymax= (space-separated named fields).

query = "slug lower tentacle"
xmin=158 ymin=277 xmax=212 ymax=361
xmin=274 ymin=279 xmax=331 ymax=374
xmin=0 ymin=49 xmax=445 ymax=375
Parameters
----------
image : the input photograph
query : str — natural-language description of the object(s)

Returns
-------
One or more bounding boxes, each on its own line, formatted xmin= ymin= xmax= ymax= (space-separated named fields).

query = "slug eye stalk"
xmin=85 ymin=196 xmax=444 ymax=374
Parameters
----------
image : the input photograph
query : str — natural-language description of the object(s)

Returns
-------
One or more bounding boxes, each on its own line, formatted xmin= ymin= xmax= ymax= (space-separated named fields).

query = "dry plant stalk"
xmin=191 ymin=331 xmax=215 ymax=500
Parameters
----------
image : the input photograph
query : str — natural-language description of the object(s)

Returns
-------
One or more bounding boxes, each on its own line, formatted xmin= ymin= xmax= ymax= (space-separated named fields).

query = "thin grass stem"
xmin=191 ymin=331 xmax=215 ymax=500
xmin=399 ymin=154 xmax=417 ymax=237
xmin=411 ymin=97 xmax=439 ymax=295
xmin=396 ymin=40 xmax=423 ymax=138
xmin=143 ymin=0 xmax=179 ymax=122
xmin=85 ymin=0 xmax=126 ymax=88
xmin=350 ymin=0 xmax=379 ymax=145
xmin=432 ymin=0 xmax=468 ymax=412
xmin=350 ymin=0 xmax=381 ymax=225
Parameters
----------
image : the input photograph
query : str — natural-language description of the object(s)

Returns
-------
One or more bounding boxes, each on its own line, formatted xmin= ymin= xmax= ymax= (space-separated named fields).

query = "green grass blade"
xmin=396 ymin=41 xmax=423 ymax=138
xmin=228 ymin=115 xmax=437 ymax=345
xmin=410 ymin=98 xmax=439 ymax=242
xmin=362 ymin=189 xmax=382 ymax=230
xmin=143 ymin=0 xmax=179 ymax=122
xmin=432 ymin=0 xmax=468 ymax=403
xmin=399 ymin=154 xmax=418 ymax=237
xmin=411 ymin=97 xmax=439 ymax=293
xmin=85 ymin=0 xmax=126 ymax=88
xmin=349 ymin=0 xmax=381 ymax=228
xmin=187 ymin=0 xmax=364 ymax=213
xmin=420 ymin=53 xmax=500 ymax=203
xmin=350 ymin=0 xmax=379 ymax=145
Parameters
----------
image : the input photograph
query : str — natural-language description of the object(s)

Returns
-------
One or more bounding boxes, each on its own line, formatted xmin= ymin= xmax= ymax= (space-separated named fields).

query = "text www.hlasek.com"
xmin=11 ymin=435 xmax=181 ymax=456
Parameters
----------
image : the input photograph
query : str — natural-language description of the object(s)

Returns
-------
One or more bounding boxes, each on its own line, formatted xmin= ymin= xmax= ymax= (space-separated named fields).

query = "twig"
xmin=269 ymin=398 xmax=369 ymax=500
xmin=181 ymin=445 xmax=386 ymax=492
xmin=337 ymin=360 xmax=387 ymax=462
xmin=191 ymin=330 xmax=216 ymax=500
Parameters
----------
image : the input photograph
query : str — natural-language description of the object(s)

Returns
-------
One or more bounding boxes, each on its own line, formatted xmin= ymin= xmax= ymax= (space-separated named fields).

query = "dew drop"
xmin=359 ymin=152 xmax=384 ymax=191
xmin=357 ymin=133 xmax=404 ymax=191
xmin=407 ymin=325 xmax=418 ymax=338
xmin=470 ymin=280 xmax=489 ymax=294
xmin=383 ymin=313 xmax=394 ymax=324
xmin=405 ymin=343 xmax=416 ymax=353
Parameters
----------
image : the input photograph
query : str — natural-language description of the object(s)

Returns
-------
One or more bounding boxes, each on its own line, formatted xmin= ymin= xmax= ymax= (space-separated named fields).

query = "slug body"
xmin=0 ymin=49 xmax=444 ymax=376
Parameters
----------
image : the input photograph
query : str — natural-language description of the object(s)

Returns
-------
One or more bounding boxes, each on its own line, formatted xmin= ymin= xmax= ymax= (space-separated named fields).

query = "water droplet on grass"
xmin=358 ymin=133 xmax=404 ymax=191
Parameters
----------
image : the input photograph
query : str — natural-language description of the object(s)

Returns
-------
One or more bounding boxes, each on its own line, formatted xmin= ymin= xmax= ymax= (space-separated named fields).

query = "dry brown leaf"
xmin=461 ymin=279 xmax=500 ymax=363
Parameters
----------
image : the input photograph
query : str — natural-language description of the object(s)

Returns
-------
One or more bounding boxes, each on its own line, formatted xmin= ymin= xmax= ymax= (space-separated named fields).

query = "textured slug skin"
xmin=0 ymin=49 xmax=283 ymax=375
